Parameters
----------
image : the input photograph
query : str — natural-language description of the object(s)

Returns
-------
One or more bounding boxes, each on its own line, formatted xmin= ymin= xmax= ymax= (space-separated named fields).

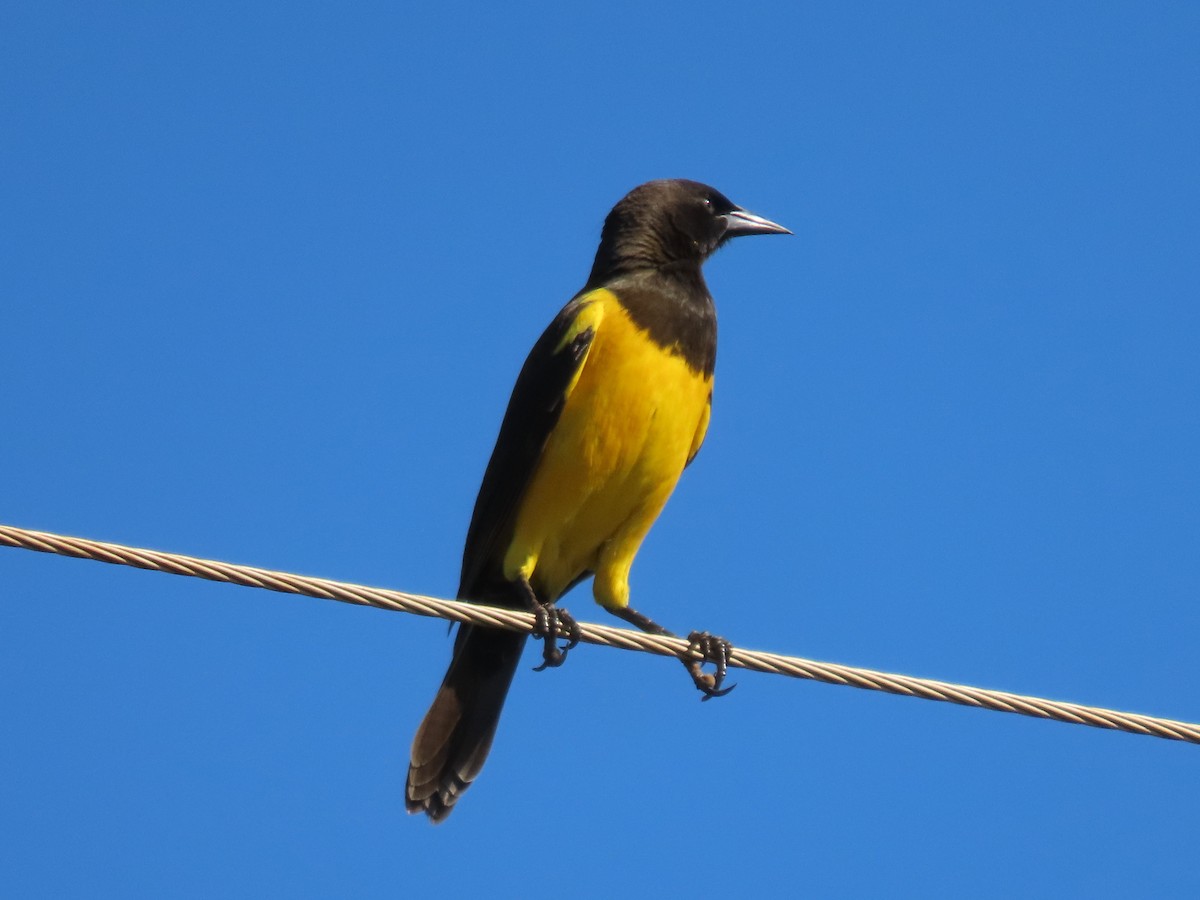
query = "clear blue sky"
xmin=3 ymin=3 xmax=1198 ymax=896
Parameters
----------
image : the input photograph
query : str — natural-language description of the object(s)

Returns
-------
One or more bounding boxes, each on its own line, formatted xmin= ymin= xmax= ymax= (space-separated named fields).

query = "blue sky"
xmin=3 ymin=2 xmax=1199 ymax=896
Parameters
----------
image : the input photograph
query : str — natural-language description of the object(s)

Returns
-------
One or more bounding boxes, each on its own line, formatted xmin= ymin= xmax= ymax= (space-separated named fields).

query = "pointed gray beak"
xmin=721 ymin=208 xmax=791 ymax=238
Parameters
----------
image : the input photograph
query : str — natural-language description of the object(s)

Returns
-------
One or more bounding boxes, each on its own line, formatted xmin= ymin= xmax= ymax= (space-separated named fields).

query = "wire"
xmin=2 ymin=522 xmax=1197 ymax=744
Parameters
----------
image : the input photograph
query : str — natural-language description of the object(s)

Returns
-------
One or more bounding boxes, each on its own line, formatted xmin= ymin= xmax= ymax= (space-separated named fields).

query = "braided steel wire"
xmin=2 ymin=523 xmax=1197 ymax=744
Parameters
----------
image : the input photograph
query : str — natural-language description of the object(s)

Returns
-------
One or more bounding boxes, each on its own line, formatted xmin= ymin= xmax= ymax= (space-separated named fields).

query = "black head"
xmin=587 ymin=179 xmax=789 ymax=285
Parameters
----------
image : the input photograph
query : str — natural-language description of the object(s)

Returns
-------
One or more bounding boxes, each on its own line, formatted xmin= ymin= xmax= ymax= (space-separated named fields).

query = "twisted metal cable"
xmin=2 ymin=523 xmax=1197 ymax=744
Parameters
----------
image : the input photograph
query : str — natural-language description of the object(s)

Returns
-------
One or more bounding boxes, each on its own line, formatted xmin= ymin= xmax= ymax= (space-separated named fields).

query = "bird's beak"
xmin=721 ymin=208 xmax=791 ymax=238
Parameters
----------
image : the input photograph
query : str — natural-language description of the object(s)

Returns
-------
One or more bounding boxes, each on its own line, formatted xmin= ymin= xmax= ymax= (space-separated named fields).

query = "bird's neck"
xmin=580 ymin=264 xmax=717 ymax=379
xmin=586 ymin=249 xmax=709 ymax=299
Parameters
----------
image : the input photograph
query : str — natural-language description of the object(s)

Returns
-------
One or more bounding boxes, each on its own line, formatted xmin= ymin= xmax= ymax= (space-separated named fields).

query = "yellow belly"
xmin=502 ymin=291 xmax=712 ymax=609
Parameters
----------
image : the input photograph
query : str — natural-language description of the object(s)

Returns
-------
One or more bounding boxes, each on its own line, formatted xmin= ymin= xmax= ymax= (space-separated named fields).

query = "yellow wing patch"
xmin=552 ymin=294 xmax=606 ymax=401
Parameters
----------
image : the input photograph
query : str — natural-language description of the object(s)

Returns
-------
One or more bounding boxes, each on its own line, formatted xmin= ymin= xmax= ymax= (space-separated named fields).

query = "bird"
xmin=406 ymin=179 xmax=789 ymax=822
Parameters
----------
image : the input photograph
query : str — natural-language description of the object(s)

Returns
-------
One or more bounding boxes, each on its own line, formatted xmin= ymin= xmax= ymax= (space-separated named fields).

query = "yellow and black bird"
xmin=406 ymin=179 xmax=789 ymax=821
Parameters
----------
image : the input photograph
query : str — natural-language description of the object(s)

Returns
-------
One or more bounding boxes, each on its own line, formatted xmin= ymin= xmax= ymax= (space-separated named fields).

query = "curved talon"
xmin=530 ymin=605 xmax=578 ymax=671
xmin=685 ymin=631 xmax=737 ymax=700
xmin=557 ymin=608 xmax=582 ymax=652
xmin=699 ymin=681 xmax=736 ymax=702
xmin=533 ymin=647 xmax=566 ymax=671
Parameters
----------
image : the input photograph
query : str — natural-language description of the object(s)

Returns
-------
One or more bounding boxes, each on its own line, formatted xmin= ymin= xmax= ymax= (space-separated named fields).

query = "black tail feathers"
xmin=405 ymin=625 xmax=525 ymax=822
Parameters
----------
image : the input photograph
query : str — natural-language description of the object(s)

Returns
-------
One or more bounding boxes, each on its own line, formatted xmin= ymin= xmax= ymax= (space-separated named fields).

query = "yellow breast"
xmin=502 ymin=289 xmax=713 ymax=607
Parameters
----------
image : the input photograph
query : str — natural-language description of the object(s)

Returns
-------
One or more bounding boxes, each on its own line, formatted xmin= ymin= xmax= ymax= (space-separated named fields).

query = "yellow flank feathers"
xmin=502 ymin=288 xmax=713 ymax=610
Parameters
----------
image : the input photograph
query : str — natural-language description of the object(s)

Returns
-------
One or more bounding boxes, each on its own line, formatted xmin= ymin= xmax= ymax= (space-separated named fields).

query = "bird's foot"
xmin=532 ymin=605 xmax=581 ymax=671
xmin=684 ymin=631 xmax=736 ymax=700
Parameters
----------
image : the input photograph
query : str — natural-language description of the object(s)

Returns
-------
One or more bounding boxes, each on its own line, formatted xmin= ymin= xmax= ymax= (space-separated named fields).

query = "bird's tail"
xmin=406 ymin=624 xmax=525 ymax=822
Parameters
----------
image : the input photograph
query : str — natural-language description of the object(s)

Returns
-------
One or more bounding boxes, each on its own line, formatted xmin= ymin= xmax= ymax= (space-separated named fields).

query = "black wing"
xmin=457 ymin=295 xmax=596 ymax=603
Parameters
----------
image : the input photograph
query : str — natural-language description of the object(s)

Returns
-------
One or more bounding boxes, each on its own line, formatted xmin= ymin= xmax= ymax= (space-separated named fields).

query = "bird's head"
xmin=589 ymin=179 xmax=789 ymax=284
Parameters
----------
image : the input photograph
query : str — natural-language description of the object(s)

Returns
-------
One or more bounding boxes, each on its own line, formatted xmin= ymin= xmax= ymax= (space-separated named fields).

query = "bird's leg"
xmin=515 ymin=577 xmax=581 ymax=670
xmin=607 ymin=607 xmax=735 ymax=700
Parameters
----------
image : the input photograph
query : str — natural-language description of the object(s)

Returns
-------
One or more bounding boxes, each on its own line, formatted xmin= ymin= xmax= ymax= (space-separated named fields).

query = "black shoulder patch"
xmin=566 ymin=326 xmax=594 ymax=365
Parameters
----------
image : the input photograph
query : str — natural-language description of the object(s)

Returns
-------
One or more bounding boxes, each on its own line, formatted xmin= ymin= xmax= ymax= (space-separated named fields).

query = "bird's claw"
xmin=532 ymin=605 xmax=581 ymax=671
xmin=685 ymin=631 xmax=736 ymax=700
